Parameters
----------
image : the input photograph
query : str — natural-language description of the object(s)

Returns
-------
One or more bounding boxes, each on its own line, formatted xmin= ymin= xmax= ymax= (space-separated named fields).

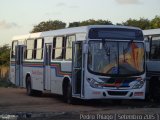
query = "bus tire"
xmin=66 ymin=83 xmax=72 ymax=104
xmin=63 ymin=82 xmax=75 ymax=104
xmin=26 ymin=76 xmax=34 ymax=96
xmin=150 ymin=77 xmax=160 ymax=102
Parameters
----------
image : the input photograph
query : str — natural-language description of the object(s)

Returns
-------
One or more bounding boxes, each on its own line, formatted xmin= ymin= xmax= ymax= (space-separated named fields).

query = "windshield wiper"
xmin=123 ymin=40 xmax=133 ymax=54
xmin=123 ymin=40 xmax=133 ymax=62
xmin=102 ymin=39 xmax=111 ymax=63
xmin=102 ymin=39 xmax=110 ymax=56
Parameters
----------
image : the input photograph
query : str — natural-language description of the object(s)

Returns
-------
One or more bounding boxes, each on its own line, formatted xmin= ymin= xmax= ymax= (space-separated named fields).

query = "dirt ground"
xmin=0 ymin=87 xmax=160 ymax=120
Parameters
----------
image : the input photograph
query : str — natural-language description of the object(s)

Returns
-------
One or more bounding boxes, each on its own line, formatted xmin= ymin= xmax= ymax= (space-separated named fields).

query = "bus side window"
xmin=144 ymin=37 xmax=149 ymax=60
xmin=35 ymin=38 xmax=44 ymax=60
xmin=65 ymin=35 xmax=75 ymax=60
xmin=150 ymin=37 xmax=160 ymax=60
xmin=26 ymin=39 xmax=34 ymax=59
xmin=11 ymin=41 xmax=18 ymax=59
xmin=52 ymin=37 xmax=63 ymax=60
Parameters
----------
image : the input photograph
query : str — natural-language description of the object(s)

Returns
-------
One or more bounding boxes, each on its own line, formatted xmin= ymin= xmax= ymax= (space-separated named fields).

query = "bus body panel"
xmin=10 ymin=62 xmax=15 ymax=84
xmin=50 ymin=61 xmax=72 ymax=95
xmin=143 ymin=29 xmax=160 ymax=75
xmin=83 ymin=72 xmax=146 ymax=99
xmin=10 ymin=25 xmax=146 ymax=101
xmin=23 ymin=65 xmax=44 ymax=91
xmin=143 ymin=28 xmax=160 ymax=100
xmin=147 ymin=61 xmax=160 ymax=72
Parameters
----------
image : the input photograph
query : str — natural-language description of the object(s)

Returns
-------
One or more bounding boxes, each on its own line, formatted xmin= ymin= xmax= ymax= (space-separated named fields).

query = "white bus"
xmin=10 ymin=25 xmax=146 ymax=103
xmin=143 ymin=28 xmax=160 ymax=101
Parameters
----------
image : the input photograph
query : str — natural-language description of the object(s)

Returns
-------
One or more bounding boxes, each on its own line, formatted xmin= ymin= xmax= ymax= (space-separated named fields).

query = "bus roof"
xmin=143 ymin=28 xmax=160 ymax=36
xmin=12 ymin=25 xmax=142 ymax=41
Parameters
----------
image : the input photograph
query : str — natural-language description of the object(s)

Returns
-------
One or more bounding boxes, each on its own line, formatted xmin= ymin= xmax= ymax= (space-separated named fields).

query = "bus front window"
xmin=88 ymin=40 xmax=144 ymax=76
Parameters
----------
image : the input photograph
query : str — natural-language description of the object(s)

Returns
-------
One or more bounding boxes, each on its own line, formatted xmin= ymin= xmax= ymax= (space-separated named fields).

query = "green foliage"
xmin=122 ymin=18 xmax=151 ymax=30
xmin=150 ymin=16 xmax=160 ymax=29
xmin=80 ymin=19 xmax=112 ymax=26
xmin=31 ymin=20 xmax=66 ymax=33
xmin=68 ymin=19 xmax=112 ymax=28
xmin=121 ymin=16 xmax=160 ymax=30
xmin=30 ymin=16 xmax=160 ymax=32
xmin=0 ymin=80 xmax=16 ymax=88
xmin=0 ymin=44 xmax=10 ymax=66
xmin=68 ymin=22 xmax=80 ymax=28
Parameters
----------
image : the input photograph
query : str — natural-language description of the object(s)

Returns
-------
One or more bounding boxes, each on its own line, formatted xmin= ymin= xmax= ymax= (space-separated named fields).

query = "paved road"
xmin=0 ymin=88 xmax=160 ymax=119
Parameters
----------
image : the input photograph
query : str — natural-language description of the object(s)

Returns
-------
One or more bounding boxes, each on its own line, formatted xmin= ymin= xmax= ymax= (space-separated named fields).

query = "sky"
xmin=0 ymin=0 xmax=160 ymax=45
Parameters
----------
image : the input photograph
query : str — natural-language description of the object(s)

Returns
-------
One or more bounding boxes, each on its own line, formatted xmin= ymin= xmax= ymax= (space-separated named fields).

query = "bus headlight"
xmin=87 ymin=78 xmax=103 ymax=89
xmin=132 ymin=80 xmax=144 ymax=89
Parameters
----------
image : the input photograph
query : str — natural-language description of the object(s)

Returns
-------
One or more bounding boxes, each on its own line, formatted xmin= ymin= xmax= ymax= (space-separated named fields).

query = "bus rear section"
xmin=10 ymin=40 xmax=26 ymax=87
xmin=143 ymin=28 xmax=160 ymax=101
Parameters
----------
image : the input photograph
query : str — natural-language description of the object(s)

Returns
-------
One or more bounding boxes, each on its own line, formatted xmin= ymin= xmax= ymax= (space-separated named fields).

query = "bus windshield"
xmin=88 ymin=40 xmax=144 ymax=76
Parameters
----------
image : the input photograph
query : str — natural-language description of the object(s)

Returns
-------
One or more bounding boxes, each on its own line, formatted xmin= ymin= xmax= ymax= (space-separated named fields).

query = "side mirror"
xmin=145 ymin=41 xmax=150 ymax=52
xmin=83 ymin=44 xmax=88 ymax=54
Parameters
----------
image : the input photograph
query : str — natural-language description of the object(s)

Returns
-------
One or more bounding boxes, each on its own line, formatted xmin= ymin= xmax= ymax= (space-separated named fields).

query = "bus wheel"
xmin=65 ymin=83 xmax=76 ymax=104
xmin=150 ymin=77 xmax=160 ymax=102
xmin=26 ymin=76 xmax=34 ymax=96
xmin=66 ymin=83 xmax=72 ymax=104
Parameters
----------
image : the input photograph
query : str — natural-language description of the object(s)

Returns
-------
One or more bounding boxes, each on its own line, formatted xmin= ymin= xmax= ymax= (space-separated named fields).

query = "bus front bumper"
xmin=83 ymin=88 xmax=145 ymax=100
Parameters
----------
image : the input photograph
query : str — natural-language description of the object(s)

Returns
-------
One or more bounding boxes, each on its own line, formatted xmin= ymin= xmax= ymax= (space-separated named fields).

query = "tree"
xmin=150 ymin=16 xmax=160 ymax=29
xmin=80 ymin=19 xmax=112 ymax=26
xmin=68 ymin=19 xmax=112 ymax=28
xmin=122 ymin=18 xmax=151 ymax=30
xmin=31 ymin=20 xmax=66 ymax=33
xmin=0 ymin=44 xmax=10 ymax=66
xmin=68 ymin=22 xmax=80 ymax=28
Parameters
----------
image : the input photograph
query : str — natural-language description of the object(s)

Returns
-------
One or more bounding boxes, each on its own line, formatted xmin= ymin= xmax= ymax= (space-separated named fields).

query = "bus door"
xmin=44 ymin=44 xmax=52 ymax=90
xmin=15 ymin=45 xmax=25 ymax=87
xmin=72 ymin=41 xmax=83 ymax=97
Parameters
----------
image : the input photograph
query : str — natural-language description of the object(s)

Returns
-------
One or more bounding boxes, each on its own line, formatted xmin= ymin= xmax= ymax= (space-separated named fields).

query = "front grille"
xmin=108 ymin=91 xmax=128 ymax=96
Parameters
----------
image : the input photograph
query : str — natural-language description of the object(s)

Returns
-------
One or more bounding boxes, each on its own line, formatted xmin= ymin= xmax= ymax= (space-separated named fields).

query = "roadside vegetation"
xmin=0 ymin=79 xmax=16 ymax=88
xmin=0 ymin=44 xmax=12 ymax=87
xmin=31 ymin=15 xmax=160 ymax=33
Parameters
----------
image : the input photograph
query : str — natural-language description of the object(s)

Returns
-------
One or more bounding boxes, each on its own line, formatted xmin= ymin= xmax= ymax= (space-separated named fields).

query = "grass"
xmin=0 ymin=79 xmax=16 ymax=88
xmin=0 ymin=66 xmax=15 ymax=88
